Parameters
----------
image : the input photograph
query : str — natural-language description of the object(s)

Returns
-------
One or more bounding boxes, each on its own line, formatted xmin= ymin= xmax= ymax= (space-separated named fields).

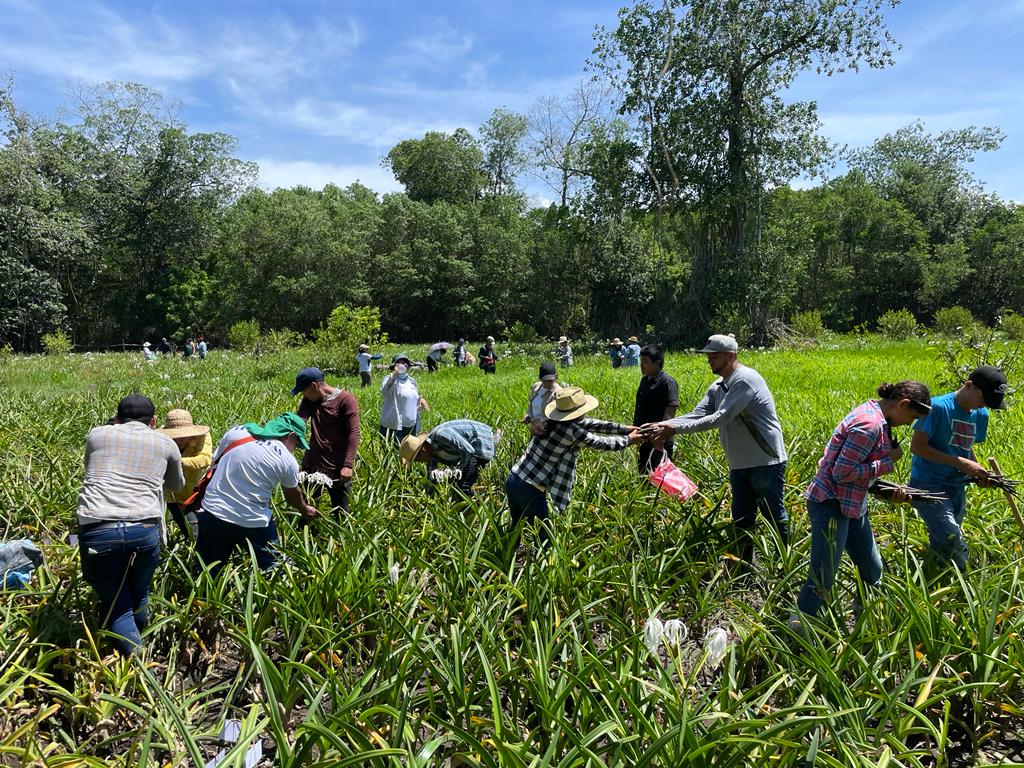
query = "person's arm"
xmin=831 ymin=425 xmax=895 ymax=484
xmin=667 ymin=383 xmax=754 ymax=435
xmin=180 ymin=433 xmax=213 ymax=472
xmin=910 ymin=429 xmax=987 ymax=478
xmin=380 ymin=373 xmax=395 ymax=393
xmin=371 ymin=353 xmax=383 ymax=360
xmin=282 ymin=485 xmax=319 ymax=519
xmin=339 ymin=395 xmax=361 ymax=477
xmin=164 ymin=445 xmax=186 ymax=493
xmin=578 ymin=417 xmax=632 ymax=435
xmin=431 ymin=428 xmax=476 ymax=459
xmin=575 ymin=421 xmax=642 ymax=451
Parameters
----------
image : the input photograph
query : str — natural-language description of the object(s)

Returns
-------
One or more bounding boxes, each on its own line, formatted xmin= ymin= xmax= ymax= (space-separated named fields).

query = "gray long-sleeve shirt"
xmin=668 ymin=364 xmax=786 ymax=470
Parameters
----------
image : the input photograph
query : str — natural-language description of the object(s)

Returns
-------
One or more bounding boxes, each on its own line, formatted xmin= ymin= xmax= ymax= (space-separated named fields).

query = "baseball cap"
xmin=116 ymin=394 xmax=155 ymax=423
xmin=698 ymin=334 xmax=739 ymax=354
xmin=291 ymin=367 xmax=324 ymax=395
xmin=968 ymin=365 xmax=1009 ymax=410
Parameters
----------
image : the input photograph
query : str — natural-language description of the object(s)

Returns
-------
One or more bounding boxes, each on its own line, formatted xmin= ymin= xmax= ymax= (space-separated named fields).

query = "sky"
xmin=1 ymin=0 xmax=1022 ymax=203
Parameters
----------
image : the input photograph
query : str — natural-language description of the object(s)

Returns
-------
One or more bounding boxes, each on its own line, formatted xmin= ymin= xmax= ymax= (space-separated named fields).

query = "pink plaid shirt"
xmin=807 ymin=400 xmax=895 ymax=519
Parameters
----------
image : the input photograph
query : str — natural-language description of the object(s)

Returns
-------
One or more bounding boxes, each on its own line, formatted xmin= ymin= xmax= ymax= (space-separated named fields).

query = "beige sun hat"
xmin=558 ymin=335 xmax=568 ymax=344
xmin=627 ymin=335 xmax=639 ymax=343
xmin=544 ymin=387 xmax=599 ymax=421
xmin=158 ymin=409 xmax=209 ymax=439
xmin=358 ymin=343 xmax=369 ymax=351
xmin=399 ymin=433 xmax=429 ymax=467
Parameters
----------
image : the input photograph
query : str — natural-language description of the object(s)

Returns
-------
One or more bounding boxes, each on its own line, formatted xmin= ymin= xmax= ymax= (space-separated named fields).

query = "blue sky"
xmin=2 ymin=0 xmax=1022 ymax=202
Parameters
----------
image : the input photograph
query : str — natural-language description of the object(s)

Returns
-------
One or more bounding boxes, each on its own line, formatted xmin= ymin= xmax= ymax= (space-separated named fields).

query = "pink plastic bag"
xmin=648 ymin=455 xmax=698 ymax=502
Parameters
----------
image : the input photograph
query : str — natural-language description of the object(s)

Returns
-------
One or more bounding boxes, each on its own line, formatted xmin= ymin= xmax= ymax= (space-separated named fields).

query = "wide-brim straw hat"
xmin=358 ymin=343 xmax=369 ymax=351
xmin=158 ymin=408 xmax=209 ymax=439
xmin=627 ymin=336 xmax=639 ymax=343
xmin=558 ymin=336 xmax=568 ymax=344
xmin=399 ymin=433 xmax=429 ymax=467
xmin=611 ymin=338 xmax=623 ymax=345
xmin=486 ymin=335 xmax=495 ymax=343
xmin=544 ymin=387 xmax=599 ymax=421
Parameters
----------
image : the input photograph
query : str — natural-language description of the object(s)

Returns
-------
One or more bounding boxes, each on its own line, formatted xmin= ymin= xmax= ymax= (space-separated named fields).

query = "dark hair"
xmin=639 ymin=344 xmax=664 ymax=366
xmin=877 ymin=380 xmax=931 ymax=414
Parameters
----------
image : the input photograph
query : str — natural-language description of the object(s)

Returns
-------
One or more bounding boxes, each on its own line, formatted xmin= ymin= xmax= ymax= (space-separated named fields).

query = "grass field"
xmin=2 ymin=339 xmax=1023 ymax=767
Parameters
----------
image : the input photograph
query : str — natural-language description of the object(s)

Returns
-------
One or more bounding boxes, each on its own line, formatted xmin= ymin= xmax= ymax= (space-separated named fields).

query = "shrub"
xmin=228 ymin=319 xmax=261 ymax=353
xmin=312 ymin=306 xmax=387 ymax=374
xmin=933 ymin=306 xmax=977 ymax=338
xmin=999 ymin=311 xmax=1024 ymax=341
xmin=790 ymin=310 xmax=824 ymax=339
xmin=877 ymin=309 xmax=918 ymax=340
xmin=41 ymin=330 xmax=72 ymax=356
xmin=508 ymin=321 xmax=540 ymax=344
xmin=710 ymin=304 xmax=753 ymax=347
xmin=257 ymin=328 xmax=304 ymax=358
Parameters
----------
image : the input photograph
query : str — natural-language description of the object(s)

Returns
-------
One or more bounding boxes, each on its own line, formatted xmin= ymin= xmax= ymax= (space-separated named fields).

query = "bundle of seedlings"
xmin=868 ymin=479 xmax=946 ymax=503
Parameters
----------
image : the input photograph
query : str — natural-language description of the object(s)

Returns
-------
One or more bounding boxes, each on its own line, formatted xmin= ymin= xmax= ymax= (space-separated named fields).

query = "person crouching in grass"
xmin=77 ymin=395 xmax=184 ymax=655
xmin=400 ymin=419 xmax=496 ymax=499
xmin=158 ymin=408 xmax=211 ymax=540
xmin=792 ymin=381 xmax=932 ymax=627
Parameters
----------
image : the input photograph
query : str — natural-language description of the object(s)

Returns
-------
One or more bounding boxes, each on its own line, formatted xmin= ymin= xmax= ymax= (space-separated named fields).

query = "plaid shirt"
xmin=510 ymin=418 xmax=631 ymax=511
xmin=807 ymin=400 xmax=895 ymax=519
xmin=427 ymin=419 xmax=496 ymax=467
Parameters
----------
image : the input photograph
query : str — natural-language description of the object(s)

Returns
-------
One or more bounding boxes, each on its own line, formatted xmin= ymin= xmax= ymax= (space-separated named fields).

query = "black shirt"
xmin=633 ymin=370 xmax=680 ymax=426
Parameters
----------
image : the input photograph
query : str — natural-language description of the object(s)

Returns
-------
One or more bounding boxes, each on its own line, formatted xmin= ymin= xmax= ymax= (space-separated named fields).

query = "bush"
xmin=41 ymin=330 xmax=72 ymax=356
xmin=790 ymin=310 xmax=824 ymax=339
xmin=256 ymin=328 xmax=304 ymax=358
xmin=877 ymin=309 xmax=918 ymax=340
xmin=312 ymin=306 xmax=387 ymax=374
xmin=228 ymin=319 xmax=261 ymax=353
xmin=508 ymin=321 xmax=540 ymax=344
xmin=710 ymin=304 xmax=753 ymax=347
xmin=933 ymin=306 xmax=977 ymax=338
xmin=999 ymin=311 xmax=1024 ymax=341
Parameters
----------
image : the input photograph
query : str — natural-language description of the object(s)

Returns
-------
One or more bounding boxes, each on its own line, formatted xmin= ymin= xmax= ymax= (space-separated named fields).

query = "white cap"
xmin=698 ymin=334 xmax=738 ymax=354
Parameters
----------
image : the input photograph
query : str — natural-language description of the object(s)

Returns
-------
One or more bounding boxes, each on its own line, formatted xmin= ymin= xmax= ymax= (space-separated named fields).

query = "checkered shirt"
xmin=427 ymin=419 xmax=496 ymax=467
xmin=510 ymin=418 xmax=631 ymax=511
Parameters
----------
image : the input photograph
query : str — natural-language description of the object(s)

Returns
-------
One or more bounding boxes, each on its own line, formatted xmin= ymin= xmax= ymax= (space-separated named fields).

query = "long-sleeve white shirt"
xmin=380 ymin=375 xmax=421 ymax=430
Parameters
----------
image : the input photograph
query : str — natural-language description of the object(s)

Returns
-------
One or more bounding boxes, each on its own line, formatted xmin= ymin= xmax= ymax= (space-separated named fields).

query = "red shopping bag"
xmin=648 ymin=454 xmax=698 ymax=502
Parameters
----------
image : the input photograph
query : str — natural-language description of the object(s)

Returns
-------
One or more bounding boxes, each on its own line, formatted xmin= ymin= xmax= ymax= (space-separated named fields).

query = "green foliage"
xmin=40 ymin=330 xmax=72 ymax=355
xmin=877 ymin=308 xmax=919 ymax=340
xmin=479 ymin=107 xmax=528 ymax=196
xmin=933 ymin=306 xmax=977 ymax=337
xmin=507 ymin=321 xmax=540 ymax=344
xmin=790 ymin=310 xmax=824 ymax=339
xmin=999 ymin=311 xmax=1024 ymax=341
xmin=312 ymin=305 xmax=386 ymax=374
xmin=256 ymin=328 xmax=304 ymax=358
xmin=228 ymin=319 xmax=260 ymax=353
xmin=384 ymin=129 xmax=485 ymax=204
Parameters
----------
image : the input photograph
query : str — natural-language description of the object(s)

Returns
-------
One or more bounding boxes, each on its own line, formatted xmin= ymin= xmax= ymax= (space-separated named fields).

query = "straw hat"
xmin=611 ymin=338 xmax=623 ymax=345
xmin=558 ymin=335 xmax=568 ymax=344
xmin=399 ymin=433 xmax=429 ymax=467
xmin=544 ymin=387 xmax=599 ymax=421
xmin=358 ymin=343 xmax=369 ymax=351
xmin=627 ymin=336 xmax=639 ymax=343
xmin=486 ymin=335 xmax=495 ymax=343
xmin=158 ymin=409 xmax=209 ymax=439
xmin=142 ymin=341 xmax=151 ymax=348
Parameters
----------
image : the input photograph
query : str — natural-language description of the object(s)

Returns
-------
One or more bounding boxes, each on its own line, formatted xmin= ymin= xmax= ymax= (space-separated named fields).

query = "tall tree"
xmin=479 ymin=108 xmax=529 ymax=197
xmin=384 ymin=130 xmax=485 ymax=204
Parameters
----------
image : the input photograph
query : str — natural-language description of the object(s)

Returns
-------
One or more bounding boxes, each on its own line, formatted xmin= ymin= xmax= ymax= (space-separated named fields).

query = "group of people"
xmin=142 ymin=336 xmax=207 ymax=361
xmin=552 ymin=335 xmax=643 ymax=370
xmin=75 ymin=333 xmax=1010 ymax=655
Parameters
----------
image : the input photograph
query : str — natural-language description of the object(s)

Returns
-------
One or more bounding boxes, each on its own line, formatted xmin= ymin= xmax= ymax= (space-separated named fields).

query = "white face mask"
xmin=395 ymin=364 xmax=408 ymax=376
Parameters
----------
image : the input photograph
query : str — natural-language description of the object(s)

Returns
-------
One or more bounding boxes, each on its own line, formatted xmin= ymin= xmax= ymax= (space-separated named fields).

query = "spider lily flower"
xmin=389 ymin=562 xmax=401 ymax=585
xmin=643 ymin=617 xmax=664 ymax=654
xmin=704 ymin=627 xmax=729 ymax=668
xmin=663 ymin=619 xmax=688 ymax=650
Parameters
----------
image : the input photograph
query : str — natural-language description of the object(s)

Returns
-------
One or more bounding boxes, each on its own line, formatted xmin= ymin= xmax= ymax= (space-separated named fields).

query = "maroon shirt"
xmin=298 ymin=389 xmax=361 ymax=476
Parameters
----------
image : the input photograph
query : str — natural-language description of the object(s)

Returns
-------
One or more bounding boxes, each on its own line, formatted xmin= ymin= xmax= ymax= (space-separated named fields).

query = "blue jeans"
xmin=797 ymin=498 xmax=883 ymax=617
xmin=379 ymin=424 xmax=417 ymax=446
xmin=911 ymin=483 xmax=968 ymax=571
xmin=196 ymin=512 xmax=279 ymax=574
xmin=79 ymin=521 xmax=161 ymax=655
xmin=506 ymin=472 xmax=550 ymax=541
xmin=730 ymin=462 xmax=789 ymax=561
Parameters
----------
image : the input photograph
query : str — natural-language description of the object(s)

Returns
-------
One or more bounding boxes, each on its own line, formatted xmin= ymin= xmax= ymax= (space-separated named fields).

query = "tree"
xmin=592 ymin=0 xmax=899 ymax=339
xmin=479 ymin=108 xmax=529 ymax=197
xmin=384 ymin=130 xmax=485 ymax=204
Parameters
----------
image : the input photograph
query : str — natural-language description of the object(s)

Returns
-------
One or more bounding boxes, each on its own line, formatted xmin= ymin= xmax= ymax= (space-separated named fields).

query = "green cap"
xmin=244 ymin=413 xmax=309 ymax=450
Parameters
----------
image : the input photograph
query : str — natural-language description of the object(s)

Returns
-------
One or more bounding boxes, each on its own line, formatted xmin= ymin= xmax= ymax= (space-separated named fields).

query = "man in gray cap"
xmin=645 ymin=334 xmax=788 ymax=565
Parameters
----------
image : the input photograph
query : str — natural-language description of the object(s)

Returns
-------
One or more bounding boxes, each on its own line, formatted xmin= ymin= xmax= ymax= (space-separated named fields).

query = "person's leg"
xmin=729 ymin=467 xmax=758 ymax=563
xmin=455 ymin=457 xmax=480 ymax=498
xmin=637 ymin=443 xmax=656 ymax=474
xmin=505 ymin=473 xmax=549 ymax=543
xmin=752 ymin=462 xmax=789 ymax=546
xmin=196 ymin=512 xmax=241 ymax=575
xmin=796 ymin=499 xmax=850 ymax=617
xmin=912 ymin=485 xmax=968 ymax=571
xmin=122 ymin=523 xmax=161 ymax=637
xmin=243 ymin=519 xmax=280 ymax=571
xmin=79 ymin=525 xmax=143 ymax=654
xmin=328 ymin=477 xmax=352 ymax=515
xmin=427 ymin=357 xmax=437 ymax=372
xmin=360 ymin=371 xmax=371 ymax=388
xmin=949 ymin=486 xmax=969 ymax=571
xmin=842 ymin=512 xmax=883 ymax=615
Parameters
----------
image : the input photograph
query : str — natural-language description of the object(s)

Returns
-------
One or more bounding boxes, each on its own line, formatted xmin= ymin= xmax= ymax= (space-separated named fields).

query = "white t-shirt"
xmin=356 ymin=352 xmax=373 ymax=373
xmin=202 ymin=426 xmax=300 ymax=528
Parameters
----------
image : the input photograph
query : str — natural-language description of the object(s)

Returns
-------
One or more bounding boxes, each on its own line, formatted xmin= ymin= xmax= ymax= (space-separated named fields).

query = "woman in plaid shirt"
xmin=794 ymin=380 xmax=931 ymax=621
xmin=506 ymin=387 xmax=643 ymax=541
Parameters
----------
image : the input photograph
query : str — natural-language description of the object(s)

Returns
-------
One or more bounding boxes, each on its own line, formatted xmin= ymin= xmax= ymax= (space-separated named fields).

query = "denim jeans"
xmin=506 ymin=472 xmax=550 ymax=543
xmin=911 ymin=483 xmax=968 ymax=571
xmin=379 ymin=424 xmax=416 ymax=446
xmin=796 ymin=498 xmax=883 ymax=617
xmin=730 ymin=462 xmax=789 ymax=561
xmin=195 ymin=512 xmax=279 ymax=574
xmin=78 ymin=521 xmax=161 ymax=655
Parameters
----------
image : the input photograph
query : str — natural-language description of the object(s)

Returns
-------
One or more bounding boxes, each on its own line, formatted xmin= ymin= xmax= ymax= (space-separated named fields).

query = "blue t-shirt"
xmin=909 ymin=391 xmax=988 ymax=487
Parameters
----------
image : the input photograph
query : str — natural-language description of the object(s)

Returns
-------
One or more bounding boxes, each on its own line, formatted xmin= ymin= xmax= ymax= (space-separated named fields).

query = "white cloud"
xmin=254 ymin=158 xmax=403 ymax=194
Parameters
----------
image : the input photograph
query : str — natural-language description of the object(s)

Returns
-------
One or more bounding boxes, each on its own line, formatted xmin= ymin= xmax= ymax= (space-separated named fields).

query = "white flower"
xmin=643 ymin=617 xmax=664 ymax=655
xmin=704 ymin=627 xmax=729 ymax=668
xmin=663 ymin=619 xmax=688 ymax=649
xmin=389 ymin=562 xmax=401 ymax=585
xmin=298 ymin=471 xmax=334 ymax=487
xmin=184 ymin=393 xmax=194 ymax=401
xmin=429 ymin=467 xmax=463 ymax=482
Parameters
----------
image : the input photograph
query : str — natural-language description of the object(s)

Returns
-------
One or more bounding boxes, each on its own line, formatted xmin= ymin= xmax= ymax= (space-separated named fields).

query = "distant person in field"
xmin=633 ymin=344 xmax=679 ymax=474
xmin=909 ymin=366 xmax=1008 ymax=571
xmin=380 ymin=352 xmax=428 ymax=445
xmin=157 ymin=337 xmax=172 ymax=356
xmin=426 ymin=345 xmax=447 ymax=372
xmin=400 ymin=419 xmax=496 ymax=499
xmin=197 ymin=336 xmax=208 ymax=360
xmin=623 ymin=336 xmax=642 ymax=367
xmin=793 ymin=381 xmax=931 ymax=625
xmin=645 ymin=334 xmax=788 ymax=564
xmin=608 ymin=338 xmax=625 ymax=368
xmin=479 ymin=336 xmax=498 ymax=374
xmin=454 ymin=338 xmax=468 ymax=367
xmin=557 ymin=336 xmax=573 ymax=368
xmin=293 ymin=367 xmax=361 ymax=516
xmin=182 ymin=338 xmax=195 ymax=359
xmin=356 ymin=344 xmax=383 ymax=388
xmin=505 ymin=387 xmax=643 ymax=542
xmin=76 ymin=395 xmax=184 ymax=655
xmin=196 ymin=413 xmax=318 ymax=573
xmin=158 ymin=408 xmax=212 ymax=540
xmin=524 ymin=362 xmax=559 ymax=435
xmin=142 ymin=341 xmax=156 ymax=361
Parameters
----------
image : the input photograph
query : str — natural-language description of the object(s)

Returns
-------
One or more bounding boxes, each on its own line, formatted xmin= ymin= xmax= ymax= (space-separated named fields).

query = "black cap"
xmin=116 ymin=394 xmax=155 ymax=423
xmin=291 ymin=367 xmax=324 ymax=396
xmin=968 ymin=365 xmax=1009 ymax=410
xmin=539 ymin=361 xmax=557 ymax=380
